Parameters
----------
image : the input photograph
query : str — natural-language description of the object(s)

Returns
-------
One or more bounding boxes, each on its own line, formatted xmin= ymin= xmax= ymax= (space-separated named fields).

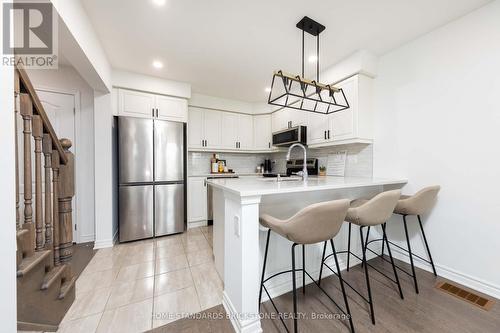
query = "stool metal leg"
xmin=318 ymin=241 xmax=327 ymax=286
xmin=259 ymin=229 xmax=271 ymax=310
xmin=361 ymin=226 xmax=371 ymax=268
xmin=330 ymin=240 xmax=355 ymax=333
xmin=418 ymin=215 xmax=437 ymax=276
xmin=291 ymin=243 xmax=298 ymax=333
xmin=347 ymin=223 xmax=352 ymax=271
xmin=302 ymin=244 xmax=306 ymax=294
xmin=360 ymin=227 xmax=375 ymax=325
xmin=381 ymin=223 xmax=386 ymax=257
xmin=382 ymin=223 xmax=404 ymax=300
xmin=403 ymin=215 xmax=419 ymax=294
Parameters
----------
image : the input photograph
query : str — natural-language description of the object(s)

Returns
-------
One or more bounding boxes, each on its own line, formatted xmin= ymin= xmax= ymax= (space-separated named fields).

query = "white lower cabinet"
xmin=187 ymin=177 xmax=207 ymax=223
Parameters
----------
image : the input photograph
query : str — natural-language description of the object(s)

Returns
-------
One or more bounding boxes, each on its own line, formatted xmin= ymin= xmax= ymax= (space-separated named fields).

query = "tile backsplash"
xmin=188 ymin=144 xmax=373 ymax=177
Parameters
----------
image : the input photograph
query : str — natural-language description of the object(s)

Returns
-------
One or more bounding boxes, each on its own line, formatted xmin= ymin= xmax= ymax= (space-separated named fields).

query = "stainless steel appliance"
xmin=263 ymin=159 xmax=273 ymax=173
xmin=272 ymin=126 xmax=307 ymax=146
xmin=286 ymin=158 xmax=318 ymax=176
xmin=117 ymin=116 xmax=186 ymax=242
xmin=207 ymin=175 xmax=239 ymax=225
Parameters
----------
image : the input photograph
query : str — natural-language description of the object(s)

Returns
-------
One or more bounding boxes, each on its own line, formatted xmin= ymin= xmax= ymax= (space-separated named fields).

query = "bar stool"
xmin=386 ymin=185 xmax=441 ymax=294
xmin=319 ymin=190 xmax=403 ymax=325
xmin=259 ymin=199 xmax=354 ymax=333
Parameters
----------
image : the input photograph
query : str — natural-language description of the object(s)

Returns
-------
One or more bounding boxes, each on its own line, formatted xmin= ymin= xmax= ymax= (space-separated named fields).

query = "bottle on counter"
xmin=211 ymin=154 xmax=218 ymax=173
xmin=218 ymin=161 xmax=224 ymax=173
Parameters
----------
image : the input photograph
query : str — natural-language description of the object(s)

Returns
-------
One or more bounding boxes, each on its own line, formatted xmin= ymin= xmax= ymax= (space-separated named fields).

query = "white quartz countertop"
xmin=188 ymin=173 xmax=262 ymax=178
xmin=206 ymin=176 xmax=407 ymax=197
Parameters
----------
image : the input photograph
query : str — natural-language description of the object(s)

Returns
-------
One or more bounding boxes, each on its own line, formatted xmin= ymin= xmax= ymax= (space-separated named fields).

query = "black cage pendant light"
xmin=267 ymin=16 xmax=349 ymax=114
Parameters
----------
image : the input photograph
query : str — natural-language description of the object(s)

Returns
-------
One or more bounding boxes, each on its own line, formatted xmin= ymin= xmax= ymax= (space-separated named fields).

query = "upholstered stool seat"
xmin=259 ymin=199 xmax=354 ymax=333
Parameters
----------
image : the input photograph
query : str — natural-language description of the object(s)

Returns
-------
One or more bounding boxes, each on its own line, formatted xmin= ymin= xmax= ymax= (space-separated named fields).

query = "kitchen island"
xmin=207 ymin=176 xmax=407 ymax=333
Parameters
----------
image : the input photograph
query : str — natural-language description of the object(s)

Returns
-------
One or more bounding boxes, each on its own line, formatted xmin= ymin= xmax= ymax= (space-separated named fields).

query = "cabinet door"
xmin=221 ymin=112 xmax=239 ymax=149
xmin=156 ymin=95 xmax=187 ymax=122
xmin=272 ymin=109 xmax=289 ymax=132
xmin=307 ymin=112 xmax=329 ymax=145
xmin=238 ymin=114 xmax=254 ymax=149
xmin=330 ymin=77 xmax=356 ymax=140
xmin=253 ymin=115 xmax=272 ymax=150
xmin=187 ymin=177 xmax=207 ymax=222
xmin=188 ymin=108 xmax=204 ymax=148
xmin=289 ymin=109 xmax=307 ymax=127
xmin=118 ymin=89 xmax=155 ymax=118
xmin=203 ymin=110 xmax=223 ymax=148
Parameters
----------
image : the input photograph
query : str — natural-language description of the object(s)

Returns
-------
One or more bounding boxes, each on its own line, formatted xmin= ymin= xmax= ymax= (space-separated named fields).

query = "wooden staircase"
xmin=14 ymin=67 xmax=77 ymax=331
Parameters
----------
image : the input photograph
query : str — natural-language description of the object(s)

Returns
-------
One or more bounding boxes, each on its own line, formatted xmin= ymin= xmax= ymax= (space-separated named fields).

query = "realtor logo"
xmin=2 ymin=1 xmax=58 ymax=68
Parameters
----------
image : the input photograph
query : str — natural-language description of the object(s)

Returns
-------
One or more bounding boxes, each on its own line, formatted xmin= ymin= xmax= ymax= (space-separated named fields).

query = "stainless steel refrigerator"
xmin=117 ymin=116 xmax=186 ymax=242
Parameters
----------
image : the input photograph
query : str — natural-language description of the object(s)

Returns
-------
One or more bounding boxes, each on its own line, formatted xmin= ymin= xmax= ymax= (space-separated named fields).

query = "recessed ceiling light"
xmin=152 ymin=60 xmax=163 ymax=69
xmin=308 ymin=55 xmax=318 ymax=63
xmin=152 ymin=0 xmax=166 ymax=6
xmin=265 ymin=87 xmax=271 ymax=93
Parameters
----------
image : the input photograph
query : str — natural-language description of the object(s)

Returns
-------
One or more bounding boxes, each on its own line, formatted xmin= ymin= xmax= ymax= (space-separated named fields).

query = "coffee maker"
xmin=263 ymin=159 xmax=273 ymax=173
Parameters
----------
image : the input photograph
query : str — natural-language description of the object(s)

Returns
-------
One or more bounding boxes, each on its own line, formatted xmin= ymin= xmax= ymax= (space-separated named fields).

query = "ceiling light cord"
xmin=302 ymin=29 xmax=305 ymax=78
xmin=316 ymin=34 xmax=320 ymax=82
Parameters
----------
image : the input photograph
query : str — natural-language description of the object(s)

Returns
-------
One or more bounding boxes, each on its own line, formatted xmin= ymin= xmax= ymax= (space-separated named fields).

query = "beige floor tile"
xmin=154 ymin=268 xmax=194 ymax=296
xmin=155 ymin=254 xmax=189 ymax=275
xmin=155 ymin=235 xmax=183 ymax=248
xmin=57 ymin=313 xmax=102 ymax=333
xmin=190 ymin=262 xmax=223 ymax=310
xmin=115 ymin=261 xmax=155 ymax=282
xmin=76 ymin=269 xmax=118 ymax=296
xmin=186 ymin=250 xmax=214 ymax=267
xmin=64 ymin=288 xmax=112 ymax=321
xmin=155 ymin=243 xmax=185 ymax=259
xmin=105 ymin=276 xmax=154 ymax=310
xmin=82 ymin=255 xmax=122 ymax=275
xmin=183 ymin=236 xmax=211 ymax=254
xmin=152 ymin=286 xmax=201 ymax=327
xmin=118 ymin=250 xmax=154 ymax=266
xmin=97 ymin=298 xmax=153 ymax=333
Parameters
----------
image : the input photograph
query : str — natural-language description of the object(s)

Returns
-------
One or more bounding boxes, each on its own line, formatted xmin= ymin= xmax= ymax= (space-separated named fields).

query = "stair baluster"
xmin=43 ymin=134 xmax=53 ymax=246
xmin=51 ymin=151 xmax=61 ymax=266
xmin=57 ymin=139 xmax=74 ymax=264
xmin=32 ymin=115 xmax=44 ymax=251
xmin=20 ymin=94 xmax=35 ymax=255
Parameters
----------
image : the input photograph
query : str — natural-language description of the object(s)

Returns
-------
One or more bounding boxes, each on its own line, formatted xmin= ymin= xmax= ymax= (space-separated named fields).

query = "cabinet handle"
xmin=152 ymin=108 xmax=155 ymax=117
xmin=328 ymin=130 xmax=331 ymax=139
xmin=205 ymin=140 xmax=208 ymax=147
xmin=156 ymin=108 xmax=159 ymax=118
xmin=268 ymin=142 xmax=271 ymax=149
xmin=324 ymin=131 xmax=326 ymax=140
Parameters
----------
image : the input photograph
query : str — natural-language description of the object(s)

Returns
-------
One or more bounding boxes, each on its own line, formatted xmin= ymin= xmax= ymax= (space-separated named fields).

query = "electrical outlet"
xmin=234 ymin=216 xmax=240 ymax=237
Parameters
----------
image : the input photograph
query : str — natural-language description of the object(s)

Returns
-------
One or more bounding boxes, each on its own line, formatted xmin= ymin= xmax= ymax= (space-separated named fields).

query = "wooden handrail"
xmin=16 ymin=67 xmax=68 ymax=165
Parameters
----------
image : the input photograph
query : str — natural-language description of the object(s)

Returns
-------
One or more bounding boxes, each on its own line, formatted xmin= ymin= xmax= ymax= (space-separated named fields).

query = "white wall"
xmin=0 ymin=43 xmax=17 ymax=333
xmin=373 ymin=0 xmax=500 ymax=297
xmin=26 ymin=66 xmax=96 ymax=243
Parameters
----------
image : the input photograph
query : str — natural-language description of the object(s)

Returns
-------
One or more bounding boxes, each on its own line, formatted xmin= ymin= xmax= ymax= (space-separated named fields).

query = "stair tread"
xmin=58 ymin=276 xmax=76 ymax=300
xmin=17 ymin=250 xmax=51 ymax=277
xmin=41 ymin=265 xmax=66 ymax=290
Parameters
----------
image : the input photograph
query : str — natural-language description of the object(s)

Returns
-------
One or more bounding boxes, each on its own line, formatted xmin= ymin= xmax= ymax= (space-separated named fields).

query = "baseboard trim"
xmin=78 ymin=234 xmax=95 ymax=243
xmin=188 ymin=220 xmax=208 ymax=229
xmin=391 ymin=247 xmax=500 ymax=299
xmin=222 ymin=291 xmax=263 ymax=333
xmin=93 ymin=238 xmax=114 ymax=249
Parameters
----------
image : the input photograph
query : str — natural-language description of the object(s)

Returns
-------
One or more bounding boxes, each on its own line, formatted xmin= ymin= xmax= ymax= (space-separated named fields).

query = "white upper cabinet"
xmin=237 ymin=114 xmax=254 ymax=149
xmin=253 ymin=114 xmax=272 ymax=150
xmin=118 ymin=89 xmax=155 ymax=118
xmin=203 ymin=110 xmax=223 ymax=149
xmin=221 ymin=112 xmax=239 ymax=149
xmin=188 ymin=107 xmax=204 ymax=148
xmin=118 ymin=88 xmax=188 ymax=122
xmin=156 ymin=95 xmax=188 ymax=122
xmin=307 ymin=112 xmax=330 ymax=145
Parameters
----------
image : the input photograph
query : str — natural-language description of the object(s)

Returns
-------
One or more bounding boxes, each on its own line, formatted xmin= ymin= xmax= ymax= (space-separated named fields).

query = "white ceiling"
xmin=81 ymin=0 xmax=490 ymax=102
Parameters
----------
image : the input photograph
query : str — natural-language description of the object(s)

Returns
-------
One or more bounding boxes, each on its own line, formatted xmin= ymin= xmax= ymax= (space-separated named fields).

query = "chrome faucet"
xmin=286 ymin=143 xmax=308 ymax=181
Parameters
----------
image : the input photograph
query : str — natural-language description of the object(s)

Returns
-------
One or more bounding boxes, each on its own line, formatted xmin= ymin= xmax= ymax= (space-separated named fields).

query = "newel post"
xmin=58 ymin=138 xmax=74 ymax=264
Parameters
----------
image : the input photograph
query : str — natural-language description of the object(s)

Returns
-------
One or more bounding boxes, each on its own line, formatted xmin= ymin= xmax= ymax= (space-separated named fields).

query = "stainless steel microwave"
xmin=272 ymin=126 xmax=307 ymax=146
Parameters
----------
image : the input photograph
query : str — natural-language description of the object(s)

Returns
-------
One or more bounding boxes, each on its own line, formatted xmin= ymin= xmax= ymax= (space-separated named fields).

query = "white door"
xmin=187 ymin=177 xmax=207 ymax=222
xmin=203 ymin=110 xmax=223 ymax=148
xmin=118 ymin=89 xmax=155 ymax=118
xmin=36 ymin=90 xmax=78 ymax=242
xmin=237 ymin=114 xmax=254 ymax=149
xmin=221 ymin=112 xmax=238 ymax=149
xmin=156 ymin=95 xmax=187 ymax=122
xmin=188 ymin=108 xmax=204 ymax=148
xmin=307 ymin=112 xmax=329 ymax=145
xmin=253 ymin=115 xmax=271 ymax=150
